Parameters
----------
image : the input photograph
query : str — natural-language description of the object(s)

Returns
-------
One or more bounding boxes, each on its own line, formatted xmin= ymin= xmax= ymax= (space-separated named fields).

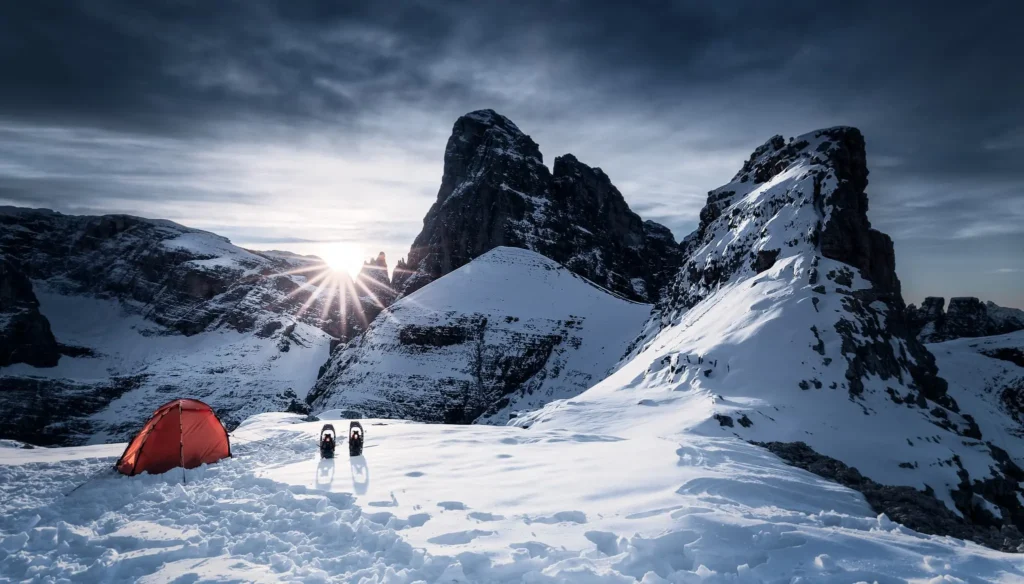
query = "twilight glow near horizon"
xmin=0 ymin=1 xmax=1021 ymax=307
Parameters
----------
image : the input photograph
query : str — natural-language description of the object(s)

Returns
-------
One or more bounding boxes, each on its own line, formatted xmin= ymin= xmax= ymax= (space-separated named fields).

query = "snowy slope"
xmin=2 ymin=413 xmax=1023 ymax=583
xmin=518 ymin=128 xmax=1024 ymax=549
xmin=0 ymin=207 xmax=386 ymax=445
xmin=1 ymin=285 xmax=331 ymax=444
xmin=930 ymin=331 xmax=1024 ymax=444
xmin=310 ymin=247 xmax=652 ymax=424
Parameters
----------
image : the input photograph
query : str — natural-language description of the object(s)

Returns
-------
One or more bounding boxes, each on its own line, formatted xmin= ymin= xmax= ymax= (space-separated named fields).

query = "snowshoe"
xmin=349 ymin=421 xmax=364 ymax=456
xmin=319 ymin=424 xmax=336 ymax=459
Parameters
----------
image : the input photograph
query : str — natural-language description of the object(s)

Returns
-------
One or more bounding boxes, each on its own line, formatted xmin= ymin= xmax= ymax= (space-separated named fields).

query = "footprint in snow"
xmin=496 ymin=454 xmax=513 ymax=459
xmin=405 ymin=471 xmax=425 ymax=477
xmin=525 ymin=510 xmax=586 ymax=524
xmin=427 ymin=529 xmax=494 ymax=545
xmin=437 ymin=501 xmax=467 ymax=510
xmin=468 ymin=511 xmax=504 ymax=521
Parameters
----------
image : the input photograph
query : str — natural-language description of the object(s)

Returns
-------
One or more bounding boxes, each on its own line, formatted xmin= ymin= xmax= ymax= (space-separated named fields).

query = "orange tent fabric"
xmin=116 ymin=399 xmax=231 ymax=476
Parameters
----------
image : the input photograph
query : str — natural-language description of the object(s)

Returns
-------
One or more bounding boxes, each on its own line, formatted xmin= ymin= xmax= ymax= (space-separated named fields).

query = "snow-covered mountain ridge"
xmin=0 ymin=207 xmax=390 ymax=445
xmin=309 ymin=247 xmax=652 ymax=423
xmin=516 ymin=127 xmax=1024 ymax=550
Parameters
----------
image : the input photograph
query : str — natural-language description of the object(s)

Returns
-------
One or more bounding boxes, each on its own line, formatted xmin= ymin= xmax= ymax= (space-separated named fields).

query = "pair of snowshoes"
xmin=319 ymin=421 xmax=364 ymax=458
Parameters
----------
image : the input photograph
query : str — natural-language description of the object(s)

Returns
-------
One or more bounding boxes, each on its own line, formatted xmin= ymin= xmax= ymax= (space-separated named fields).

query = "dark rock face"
xmin=392 ymin=110 xmax=682 ymax=302
xmin=908 ymin=296 xmax=1024 ymax=342
xmin=757 ymin=441 xmax=1024 ymax=552
xmin=0 ymin=257 xmax=60 ymax=367
xmin=314 ymin=314 xmax=566 ymax=425
xmin=0 ymin=375 xmax=148 ymax=446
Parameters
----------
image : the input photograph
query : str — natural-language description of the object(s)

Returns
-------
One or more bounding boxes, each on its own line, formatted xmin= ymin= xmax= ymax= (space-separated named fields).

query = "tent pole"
xmin=179 ymin=401 xmax=186 ymax=485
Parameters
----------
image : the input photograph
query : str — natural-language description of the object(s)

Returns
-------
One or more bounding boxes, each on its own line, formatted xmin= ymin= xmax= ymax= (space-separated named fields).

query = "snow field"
xmin=6 ymin=413 xmax=1020 ymax=582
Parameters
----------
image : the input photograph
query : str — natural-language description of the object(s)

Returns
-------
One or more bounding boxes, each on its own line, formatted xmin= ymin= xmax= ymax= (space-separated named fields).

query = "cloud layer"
xmin=1 ymin=0 xmax=1021 ymax=306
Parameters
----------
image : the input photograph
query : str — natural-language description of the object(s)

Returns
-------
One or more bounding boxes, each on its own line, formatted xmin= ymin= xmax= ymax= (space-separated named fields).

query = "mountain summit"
xmin=392 ymin=109 xmax=683 ymax=302
xmin=519 ymin=127 xmax=1024 ymax=550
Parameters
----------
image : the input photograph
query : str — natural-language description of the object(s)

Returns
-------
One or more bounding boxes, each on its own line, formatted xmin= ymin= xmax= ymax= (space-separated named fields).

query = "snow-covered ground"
xmin=2 ymin=412 xmax=1022 ymax=583
xmin=930 ymin=330 xmax=1024 ymax=445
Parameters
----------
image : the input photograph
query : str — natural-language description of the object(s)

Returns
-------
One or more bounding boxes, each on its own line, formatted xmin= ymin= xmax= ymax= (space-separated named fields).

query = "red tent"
xmin=116 ymin=399 xmax=231 ymax=476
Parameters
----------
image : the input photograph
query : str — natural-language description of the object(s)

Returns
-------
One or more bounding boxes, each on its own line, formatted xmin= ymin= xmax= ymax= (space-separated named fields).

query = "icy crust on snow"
xmin=1 ymin=288 xmax=331 ymax=444
xmin=2 ymin=415 xmax=1022 ymax=583
xmin=518 ymin=129 xmax=1024 ymax=526
xmin=310 ymin=247 xmax=652 ymax=424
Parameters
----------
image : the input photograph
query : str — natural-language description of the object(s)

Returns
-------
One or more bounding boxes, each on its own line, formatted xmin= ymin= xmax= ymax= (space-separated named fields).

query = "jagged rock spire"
xmin=391 ymin=109 xmax=683 ymax=302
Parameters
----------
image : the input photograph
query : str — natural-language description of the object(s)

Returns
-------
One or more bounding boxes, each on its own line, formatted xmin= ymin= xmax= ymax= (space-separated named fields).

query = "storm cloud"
xmin=1 ymin=0 xmax=1021 ymax=306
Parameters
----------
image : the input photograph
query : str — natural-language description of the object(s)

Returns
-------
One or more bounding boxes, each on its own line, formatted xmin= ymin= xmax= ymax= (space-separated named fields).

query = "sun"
xmin=318 ymin=242 xmax=366 ymax=279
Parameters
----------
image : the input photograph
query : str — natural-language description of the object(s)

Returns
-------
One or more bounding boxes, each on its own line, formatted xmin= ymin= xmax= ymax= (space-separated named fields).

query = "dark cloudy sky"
xmin=1 ymin=1 xmax=1022 ymax=307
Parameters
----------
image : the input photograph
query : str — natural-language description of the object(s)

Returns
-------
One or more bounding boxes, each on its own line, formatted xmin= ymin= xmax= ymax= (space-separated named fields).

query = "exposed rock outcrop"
xmin=355 ymin=252 xmax=397 ymax=317
xmin=908 ymin=296 xmax=1024 ymax=342
xmin=0 ymin=256 xmax=59 ymax=367
xmin=758 ymin=441 xmax=1024 ymax=552
xmin=391 ymin=110 xmax=682 ymax=302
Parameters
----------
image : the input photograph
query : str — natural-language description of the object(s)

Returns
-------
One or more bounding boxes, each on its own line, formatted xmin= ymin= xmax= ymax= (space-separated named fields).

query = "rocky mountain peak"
xmin=662 ymin=124 xmax=949 ymax=405
xmin=356 ymin=251 xmax=395 ymax=308
xmin=391 ymin=110 xmax=683 ymax=302
xmin=731 ymin=127 xmax=867 ymax=190
xmin=0 ymin=256 xmax=59 ymax=367
xmin=908 ymin=296 xmax=1024 ymax=342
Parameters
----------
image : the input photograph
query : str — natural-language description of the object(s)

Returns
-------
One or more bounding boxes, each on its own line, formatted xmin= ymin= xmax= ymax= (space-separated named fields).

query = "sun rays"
xmin=266 ymin=255 xmax=399 ymax=340
xmin=317 ymin=242 xmax=366 ymax=279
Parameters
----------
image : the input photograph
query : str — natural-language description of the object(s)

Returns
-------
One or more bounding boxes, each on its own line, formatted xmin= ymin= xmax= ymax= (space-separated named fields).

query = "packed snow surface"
xmin=2 ymin=413 xmax=1023 ymax=583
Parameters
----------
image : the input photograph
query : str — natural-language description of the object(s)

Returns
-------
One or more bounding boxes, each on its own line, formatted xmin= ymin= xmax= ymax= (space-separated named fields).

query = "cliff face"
xmin=0 ymin=256 xmax=59 ymax=367
xmin=392 ymin=110 xmax=683 ymax=302
xmin=909 ymin=296 xmax=1024 ymax=342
